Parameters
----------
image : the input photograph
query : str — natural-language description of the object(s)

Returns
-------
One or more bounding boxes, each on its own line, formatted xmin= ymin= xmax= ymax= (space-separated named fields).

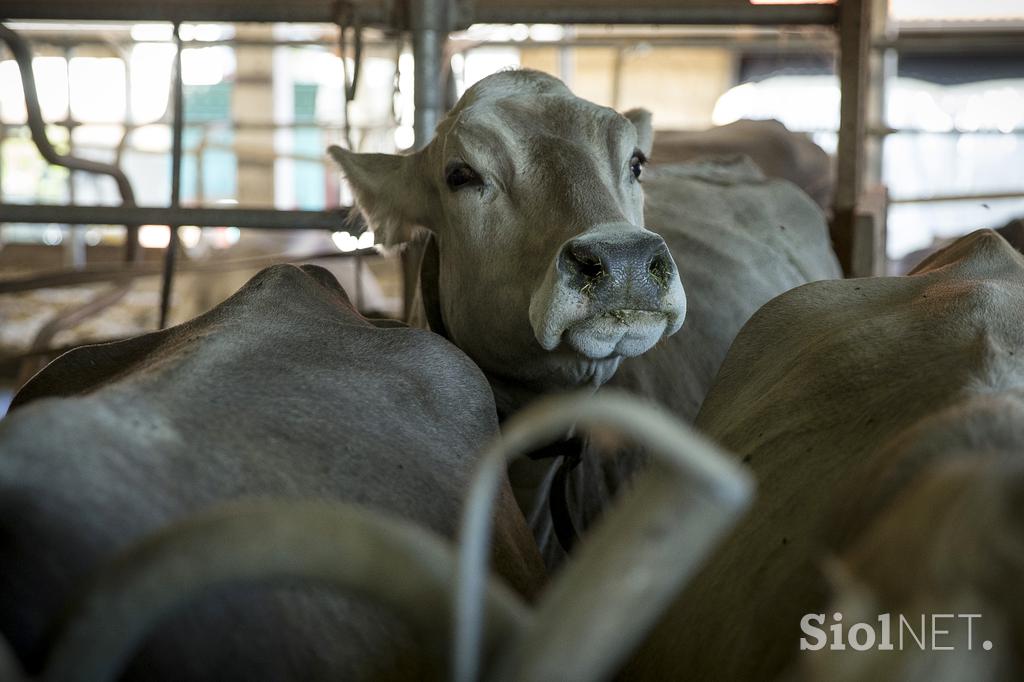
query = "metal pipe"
xmin=0 ymin=120 xmax=355 ymax=134
xmin=0 ymin=1 xmax=390 ymax=25
xmin=158 ymin=22 xmax=184 ymax=329
xmin=869 ymin=126 xmax=1024 ymax=137
xmin=0 ymin=204 xmax=353 ymax=229
xmin=832 ymin=0 xmax=871 ymax=275
xmin=889 ymin=190 xmax=1024 ymax=205
xmin=450 ymin=35 xmax=837 ymax=52
xmin=0 ymin=1 xmax=837 ymax=26
xmin=0 ymin=32 xmax=400 ymax=51
xmin=9 ymin=27 xmax=839 ymax=52
xmin=455 ymin=391 xmax=753 ymax=682
xmin=337 ymin=9 xmax=365 ymax=150
xmin=411 ymin=0 xmax=449 ymax=149
xmin=41 ymin=500 xmax=529 ymax=682
xmin=61 ymin=44 xmax=88 ymax=270
xmin=17 ymin=26 xmax=1024 ymax=56
xmin=403 ymin=0 xmax=451 ymax=323
xmin=471 ymin=4 xmax=838 ymax=26
xmin=875 ymin=33 xmax=1024 ymax=53
xmin=0 ymin=248 xmax=379 ymax=295
xmin=0 ymin=22 xmax=141 ymax=260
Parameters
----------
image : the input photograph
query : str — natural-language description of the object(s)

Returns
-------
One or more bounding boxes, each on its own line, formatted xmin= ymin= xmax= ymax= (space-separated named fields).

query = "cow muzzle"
xmin=529 ymin=228 xmax=686 ymax=360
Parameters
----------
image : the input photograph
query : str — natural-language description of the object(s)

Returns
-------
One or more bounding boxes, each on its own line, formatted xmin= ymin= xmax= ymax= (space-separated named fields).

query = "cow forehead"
xmin=437 ymin=98 xmax=634 ymax=184
xmin=454 ymin=95 xmax=629 ymax=145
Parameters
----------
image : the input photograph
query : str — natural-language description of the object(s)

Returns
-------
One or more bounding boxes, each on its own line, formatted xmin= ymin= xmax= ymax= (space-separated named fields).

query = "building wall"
xmin=520 ymin=46 xmax=734 ymax=129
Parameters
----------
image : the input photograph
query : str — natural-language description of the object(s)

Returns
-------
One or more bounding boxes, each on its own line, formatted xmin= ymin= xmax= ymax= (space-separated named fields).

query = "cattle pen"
xmin=0 ymin=0 xmax=874 ymax=320
xmin=1 ymin=2 xmax=1024 ymax=682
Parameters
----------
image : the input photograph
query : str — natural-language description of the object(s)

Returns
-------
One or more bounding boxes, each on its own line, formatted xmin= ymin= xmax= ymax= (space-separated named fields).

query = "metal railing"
xmin=1 ymin=0 xmax=947 ymax=343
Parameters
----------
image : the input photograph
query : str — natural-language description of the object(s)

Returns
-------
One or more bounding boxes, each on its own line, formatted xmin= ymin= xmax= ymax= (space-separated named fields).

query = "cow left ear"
xmin=623 ymin=108 xmax=653 ymax=158
xmin=327 ymin=146 xmax=432 ymax=247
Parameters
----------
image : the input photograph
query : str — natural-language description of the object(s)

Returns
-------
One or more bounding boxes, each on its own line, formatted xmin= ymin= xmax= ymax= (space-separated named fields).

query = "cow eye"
xmin=630 ymin=151 xmax=646 ymax=180
xmin=445 ymin=162 xmax=482 ymax=191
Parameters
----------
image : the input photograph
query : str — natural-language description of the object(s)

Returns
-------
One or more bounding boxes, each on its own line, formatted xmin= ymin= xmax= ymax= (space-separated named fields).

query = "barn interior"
xmin=2 ymin=0 xmax=1022 ymax=408
xmin=1 ymin=0 xmax=1023 ymax=680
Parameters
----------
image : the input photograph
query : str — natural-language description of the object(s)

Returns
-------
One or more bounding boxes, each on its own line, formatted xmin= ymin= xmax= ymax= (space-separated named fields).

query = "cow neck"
xmin=415 ymin=233 xmax=533 ymax=420
xmin=414 ymin=232 xmax=450 ymax=339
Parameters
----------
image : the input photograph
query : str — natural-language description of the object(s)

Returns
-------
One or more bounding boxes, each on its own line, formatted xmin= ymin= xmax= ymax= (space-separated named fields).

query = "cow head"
xmin=329 ymin=70 xmax=685 ymax=410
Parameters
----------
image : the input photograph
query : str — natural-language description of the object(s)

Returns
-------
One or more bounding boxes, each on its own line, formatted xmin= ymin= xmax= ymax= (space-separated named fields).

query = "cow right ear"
xmin=328 ymin=146 xmax=432 ymax=247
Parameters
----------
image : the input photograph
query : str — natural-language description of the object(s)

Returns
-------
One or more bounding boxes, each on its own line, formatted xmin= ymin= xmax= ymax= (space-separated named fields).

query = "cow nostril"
xmin=648 ymin=254 xmax=672 ymax=287
xmin=569 ymin=249 xmax=605 ymax=280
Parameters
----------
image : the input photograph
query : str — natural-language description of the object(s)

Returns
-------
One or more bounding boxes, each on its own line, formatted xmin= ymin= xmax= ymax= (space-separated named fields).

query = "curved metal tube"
xmin=42 ymin=500 xmax=529 ymax=682
xmin=2 ymin=22 xmax=141 ymax=387
xmin=0 ymin=22 xmax=140 ymax=262
xmin=455 ymin=391 xmax=754 ymax=682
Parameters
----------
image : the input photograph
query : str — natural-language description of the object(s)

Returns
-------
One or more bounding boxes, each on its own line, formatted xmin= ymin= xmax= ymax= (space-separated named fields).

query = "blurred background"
xmin=1 ymin=0 xmax=1023 ymax=409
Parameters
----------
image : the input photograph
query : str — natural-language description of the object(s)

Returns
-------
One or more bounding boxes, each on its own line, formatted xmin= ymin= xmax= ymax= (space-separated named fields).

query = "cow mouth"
xmin=563 ymin=309 xmax=670 ymax=359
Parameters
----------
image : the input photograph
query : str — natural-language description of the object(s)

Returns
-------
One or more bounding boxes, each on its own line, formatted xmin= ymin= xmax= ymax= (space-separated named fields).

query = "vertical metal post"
xmin=403 ymin=0 xmax=451 ymax=321
xmin=63 ymin=44 xmax=87 ymax=270
xmin=411 ymin=0 xmax=448 ymax=149
xmin=159 ymin=22 xmax=184 ymax=329
xmin=0 ymin=101 xmax=4 ymax=249
xmin=832 ymin=0 xmax=871 ymax=276
xmin=864 ymin=0 xmax=892 ymax=188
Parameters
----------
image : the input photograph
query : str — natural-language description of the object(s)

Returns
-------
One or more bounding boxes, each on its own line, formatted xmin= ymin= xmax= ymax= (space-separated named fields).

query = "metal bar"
xmin=1 ymin=1 xmax=836 ymax=25
xmin=42 ymin=501 xmax=527 ymax=682
xmin=869 ymin=126 xmax=1024 ymax=137
xmin=10 ymin=26 xmax=836 ymax=49
xmin=0 ymin=32 xmax=400 ymax=50
xmin=0 ymin=1 xmax=390 ymax=25
xmin=0 ymin=248 xmax=378 ymax=295
xmin=832 ymin=0 xmax=870 ymax=276
xmin=889 ymin=190 xmax=1024 ymax=205
xmin=471 ymin=4 xmax=838 ymax=26
xmin=62 ymin=42 xmax=87 ymax=271
xmin=451 ymin=35 xmax=836 ymax=51
xmin=0 ymin=110 xmax=4 ymax=234
xmin=862 ymin=0 xmax=889 ymax=189
xmin=159 ymin=22 xmax=184 ymax=329
xmin=17 ymin=26 xmax=1024 ymax=54
xmin=0 ymin=121 xmax=355 ymax=133
xmin=0 ymin=22 xmax=141 ymax=260
xmin=0 ymin=204 xmax=352 ymax=229
xmin=875 ymin=34 xmax=1024 ymax=53
xmin=455 ymin=392 xmax=752 ymax=682
xmin=411 ymin=0 xmax=448 ymax=148
xmin=402 ymin=0 xmax=451 ymax=322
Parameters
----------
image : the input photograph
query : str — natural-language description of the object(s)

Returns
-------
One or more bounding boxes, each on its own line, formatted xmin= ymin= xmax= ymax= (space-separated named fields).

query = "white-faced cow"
xmin=330 ymin=70 xmax=840 ymax=562
xmin=0 ymin=264 xmax=543 ymax=681
xmin=557 ymin=158 xmax=840 ymax=561
xmin=622 ymin=229 xmax=1024 ymax=681
xmin=329 ymin=69 xmax=686 ymax=416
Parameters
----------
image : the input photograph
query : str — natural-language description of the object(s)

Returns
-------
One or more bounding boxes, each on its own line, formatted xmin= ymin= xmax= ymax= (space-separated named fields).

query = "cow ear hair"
xmin=623 ymin=108 xmax=654 ymax=158
xmin=327 ymin=146 xmax=431 ymax=246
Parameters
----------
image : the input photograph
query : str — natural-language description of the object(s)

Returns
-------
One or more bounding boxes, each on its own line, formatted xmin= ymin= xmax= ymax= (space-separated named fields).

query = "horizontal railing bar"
xmin=0 ymin=1 xmax=390 ymax=25
xmin=888 ymin=190 xmax=1024 ymax=205
xmin=0 ymin=204 xmax=356 ymax=230
xmin=471 ymin=5 xmax=838 ymax=26
xmin=1 ymin=2 xmax=838 ymax=27
xmin=0 ymin=248 xmax=378 ymax=294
